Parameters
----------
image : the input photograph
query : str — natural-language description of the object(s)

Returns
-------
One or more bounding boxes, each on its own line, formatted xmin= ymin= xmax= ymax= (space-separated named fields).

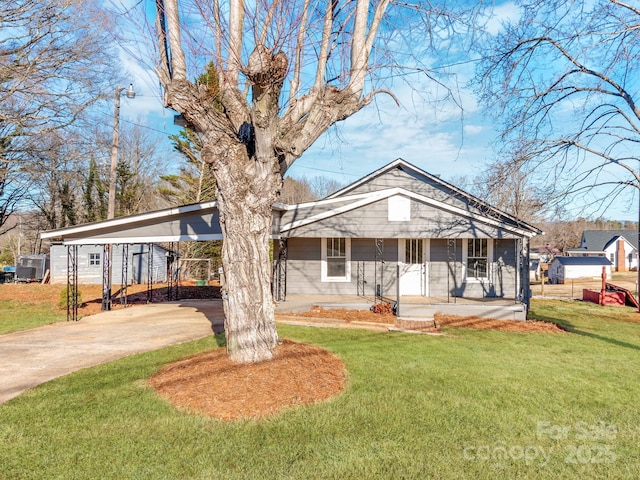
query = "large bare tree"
xmin=480 ymin=0 xmax=640 ymax=216
xmin=148 ymin=0 xmax=479 ymax=363
xmin=0 ymin=0 xmax=117 ymax=130
xmin=112 ymin=122 xmax=169 ymax=217
xmin=27 ymin=130 xmax=85 ymax=230
xmin=0 ymin=0 xmax=120 ymax=233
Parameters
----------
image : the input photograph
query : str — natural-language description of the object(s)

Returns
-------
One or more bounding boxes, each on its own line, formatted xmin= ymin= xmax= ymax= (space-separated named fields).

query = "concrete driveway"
xmin=0 ymin=300 xmax=224 ymax=405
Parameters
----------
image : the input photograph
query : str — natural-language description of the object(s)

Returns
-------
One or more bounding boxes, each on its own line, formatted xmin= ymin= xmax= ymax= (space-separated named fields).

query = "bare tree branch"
xmin=479 ymin=0 xmax=640 ymax=216
xmin=0 ymin=0 xmax=121 ymax=232
xmin=227 ymin=0 xmax=244 ymax=86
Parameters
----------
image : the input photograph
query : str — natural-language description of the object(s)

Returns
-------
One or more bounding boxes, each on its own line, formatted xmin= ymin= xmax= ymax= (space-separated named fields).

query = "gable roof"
xmin=40 ymin=159 xmax=542 ymax=246
xmin=324 ymin=158 xmax=542 ymax=235
xmin=603 ymin=235 xmax=636 ymax=252
xmin=41 ymin=201 xmax=219 ymax=240
xmin=280 ymin=186 xmax=541 ymax=238
xmin=581 ymin=230 xmax=638 ymax=252
xmin=553 ymin=256 xmax=612 ymax=266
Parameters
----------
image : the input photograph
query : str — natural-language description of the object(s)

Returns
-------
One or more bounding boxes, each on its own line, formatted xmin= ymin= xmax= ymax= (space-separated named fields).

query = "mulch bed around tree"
xmin=149 ymin=340 xmax=347 ymax=421
xmin=145 ymin=299 xmax=564 ymax=421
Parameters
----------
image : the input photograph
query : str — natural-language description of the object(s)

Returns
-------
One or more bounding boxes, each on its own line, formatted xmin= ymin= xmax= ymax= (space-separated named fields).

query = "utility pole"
xmin=107 ymin=84 xmax=135 ymax=220
xmin=102 ymin=84 xmax=135 ymax=311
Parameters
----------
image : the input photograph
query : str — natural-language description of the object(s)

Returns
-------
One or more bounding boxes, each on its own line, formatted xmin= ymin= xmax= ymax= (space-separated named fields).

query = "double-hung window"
xmin=322 ymin=238 xmax=351 ymax=282
xmin=467 ymin=239 xmax=488 ymax=279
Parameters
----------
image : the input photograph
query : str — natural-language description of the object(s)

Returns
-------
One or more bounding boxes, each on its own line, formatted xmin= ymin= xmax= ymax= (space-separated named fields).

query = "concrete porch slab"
xmin=277 ymin=294 xmax=528 ymax=321
xmin=397 ymin=303 xmax=527 ymax=321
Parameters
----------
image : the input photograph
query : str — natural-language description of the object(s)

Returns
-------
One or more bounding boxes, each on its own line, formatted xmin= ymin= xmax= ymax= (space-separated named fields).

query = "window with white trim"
xmin=467 ymin=239 xmax=488 ymax=279
xmin=89 ymin=252 xmax=101 ymax=267
xmin=322 ymin=238 xmax=351 ymax=282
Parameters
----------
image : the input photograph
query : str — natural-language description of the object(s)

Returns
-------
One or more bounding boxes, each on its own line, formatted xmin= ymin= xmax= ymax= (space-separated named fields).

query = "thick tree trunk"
xmin=213 ymin=147 xmax=280 ymax=363
xmin=153 ymin=0 xmax=392 ymax=365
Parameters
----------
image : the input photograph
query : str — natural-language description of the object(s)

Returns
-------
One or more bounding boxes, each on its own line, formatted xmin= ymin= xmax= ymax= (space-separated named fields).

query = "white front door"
xmin=399 ymin=239 xmax=427 ymax=296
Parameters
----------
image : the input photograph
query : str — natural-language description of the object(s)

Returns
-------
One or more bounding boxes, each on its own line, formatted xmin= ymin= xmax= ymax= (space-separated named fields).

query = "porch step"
xmin=393 ymin=318 xmax=438 ymax=333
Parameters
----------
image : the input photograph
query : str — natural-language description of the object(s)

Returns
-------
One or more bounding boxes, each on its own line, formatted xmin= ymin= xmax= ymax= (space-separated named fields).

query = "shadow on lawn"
xmin=538 ymin=315 xmax=640 ymax=351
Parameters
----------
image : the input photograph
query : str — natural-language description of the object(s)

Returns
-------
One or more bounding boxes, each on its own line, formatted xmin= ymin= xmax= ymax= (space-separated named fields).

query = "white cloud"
xmin=463 ymin=124 xmax=484 ymax=135
xmin=111 ymin=39 xmax=183 ymax=141
xmin=485 ymin=2 xmax=521 ymax=36
xmin=118 ymin=50 xmax=165 ymax=117
xmin=288 ymin=66 xmax=495 ymax=185
xmin=290 ymin=93 xmax=495 ymax=186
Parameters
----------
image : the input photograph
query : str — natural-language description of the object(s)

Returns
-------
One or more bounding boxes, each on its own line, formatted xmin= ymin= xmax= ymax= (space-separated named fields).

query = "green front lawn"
xmin=1 ymin=299 xmax=639 ymax=478
xmin=0 ymin=298 xmax=66 ymax=335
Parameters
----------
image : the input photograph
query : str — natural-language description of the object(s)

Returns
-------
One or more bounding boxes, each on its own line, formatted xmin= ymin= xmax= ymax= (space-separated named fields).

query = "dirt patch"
xmin=435 ymin=313 xmax=566 ymax=333
xmin=0 ymin=283 xmax=220 ymax=317
xmin=149 ymin=340 xmax=347 ymax=421
xmin=394 ymin=318 xmax=438 ymax=333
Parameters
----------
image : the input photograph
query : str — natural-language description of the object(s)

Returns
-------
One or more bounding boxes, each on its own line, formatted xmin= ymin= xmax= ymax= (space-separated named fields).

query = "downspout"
xmin=515 ymin=238 xmax=520 ymax=303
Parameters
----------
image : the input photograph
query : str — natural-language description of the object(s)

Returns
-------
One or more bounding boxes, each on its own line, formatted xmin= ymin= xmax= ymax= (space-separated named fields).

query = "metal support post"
xmin=166 ymin=242 xmax=174 ymax=301
xmin=120 ymin=244 xmax=129 ymax=306
xmin=102 ymin=244 xmax=112 ymax=311
xmin=357 ymin=261 xmax=365 ymax=296
xmin=272 ymin=238 xmax=288 ymax=302
xmin=375 ymin=238 xmax=384 ymax=302
xmin=67 ymin=245 xmax=78 ymax=321
xmin=147 ymin=243 xmax=153 ymax=303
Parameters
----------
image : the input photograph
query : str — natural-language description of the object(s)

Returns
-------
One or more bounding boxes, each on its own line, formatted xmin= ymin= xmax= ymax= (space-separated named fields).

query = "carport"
xmin=40 ymin=201 xmax=285 ymax=320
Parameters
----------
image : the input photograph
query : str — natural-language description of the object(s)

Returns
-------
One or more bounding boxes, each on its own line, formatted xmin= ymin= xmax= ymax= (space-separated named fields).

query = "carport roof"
xmin=40 ymin=201 xmax=287 ymax=245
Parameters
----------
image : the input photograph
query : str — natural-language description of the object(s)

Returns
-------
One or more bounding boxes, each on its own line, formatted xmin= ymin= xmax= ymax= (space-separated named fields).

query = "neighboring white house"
xmin=548 ymin=256 xmax=612 ymax=284
xmin=602 ymin=236 xmax=637 ymax=272
xmin=568 ymin=230 xmax=638 ymax=272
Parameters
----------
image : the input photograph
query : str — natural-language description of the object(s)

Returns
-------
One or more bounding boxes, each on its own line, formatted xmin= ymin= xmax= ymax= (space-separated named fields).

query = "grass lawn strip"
xmin=1 ymin=299 xmax=639 ymax=478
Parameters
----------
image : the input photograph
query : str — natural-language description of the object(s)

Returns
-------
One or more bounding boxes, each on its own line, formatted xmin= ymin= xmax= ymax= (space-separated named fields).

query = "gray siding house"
xmin=276 ymin=159 xmax=541 ymax=301
xmin=41 ymin=159 xmax=541 ymax=308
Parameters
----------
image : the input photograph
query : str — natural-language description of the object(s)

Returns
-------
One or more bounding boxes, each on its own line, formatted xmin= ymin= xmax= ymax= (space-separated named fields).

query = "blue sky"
xmin=109 ymin=0 xmax=637 ymax=222
xmin=286 ymin=71 xmax=491 ymax=187
xmin=117 ymin=46 xmax=493 ymax=184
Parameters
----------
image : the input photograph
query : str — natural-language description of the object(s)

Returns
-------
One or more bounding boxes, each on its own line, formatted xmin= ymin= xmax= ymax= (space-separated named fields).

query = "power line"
xmin=120 ymin=117 xmax=178 ymax=135
xmin=288 ymin=163 xmax=361 ymax=177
